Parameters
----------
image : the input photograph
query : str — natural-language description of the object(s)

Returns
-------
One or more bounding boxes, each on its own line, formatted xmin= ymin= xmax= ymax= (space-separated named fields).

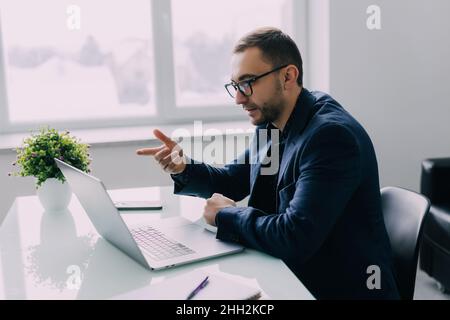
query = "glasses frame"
xmin=224 ymin=64 xmax=288 ymax=99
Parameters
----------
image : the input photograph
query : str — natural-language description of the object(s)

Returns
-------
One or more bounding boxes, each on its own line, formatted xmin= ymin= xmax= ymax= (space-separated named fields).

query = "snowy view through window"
xmin=1 ymin=0 xmax=292 ymax=123
xmin=172 ymin=0 xmax=292 ymax=107
xmin=2 ymin=0 xmax=155 ymax=122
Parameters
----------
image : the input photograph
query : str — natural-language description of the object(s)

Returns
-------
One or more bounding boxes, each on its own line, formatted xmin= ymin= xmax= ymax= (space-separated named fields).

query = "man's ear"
xmin=283 ymin=65 xmax=299 ymax=89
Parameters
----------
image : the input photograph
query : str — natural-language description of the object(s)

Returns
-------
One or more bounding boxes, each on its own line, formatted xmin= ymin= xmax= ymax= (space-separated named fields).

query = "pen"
xmin=186 ymin=276 xmax=209 ymax=300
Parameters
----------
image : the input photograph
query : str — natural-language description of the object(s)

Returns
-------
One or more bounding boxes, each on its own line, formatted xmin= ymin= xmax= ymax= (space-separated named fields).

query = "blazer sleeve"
xmin=170 ymin=150 xmax=251 ymax=202
xmin=216 ymin=124 xmax=362 ymax=264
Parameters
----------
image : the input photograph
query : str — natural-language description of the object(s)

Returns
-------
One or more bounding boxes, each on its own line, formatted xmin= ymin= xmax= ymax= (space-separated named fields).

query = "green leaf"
xmin=10 ymin=127 xmax=91 ymax=188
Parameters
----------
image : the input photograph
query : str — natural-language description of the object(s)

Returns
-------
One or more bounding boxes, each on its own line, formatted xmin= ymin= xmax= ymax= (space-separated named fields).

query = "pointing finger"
xmin=153 ymin=129 xmax=176 ymax=148
xmin=136 ymin=145 xmax=165 ymax=156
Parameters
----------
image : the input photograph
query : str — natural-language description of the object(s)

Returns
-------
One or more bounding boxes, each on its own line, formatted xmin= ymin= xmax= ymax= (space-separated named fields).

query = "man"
xmin=137 ymin=27 xmax=399 ymax=299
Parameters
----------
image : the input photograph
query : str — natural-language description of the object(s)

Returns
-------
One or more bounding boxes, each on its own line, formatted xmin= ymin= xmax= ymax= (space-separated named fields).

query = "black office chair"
xmin=419 ymin=158 xmax=450 ymax=292
xmin=381 ymin=186 xmax=430 ymax=300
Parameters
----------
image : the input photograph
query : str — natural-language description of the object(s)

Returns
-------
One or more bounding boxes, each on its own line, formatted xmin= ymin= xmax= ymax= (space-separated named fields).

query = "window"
xmin=1 ymin=0 xmax=155 ymax=125
xmin=0 ymin=0 xmax=304 ymax=133
xmin=171 ymin=0 xmax=293 ymax=108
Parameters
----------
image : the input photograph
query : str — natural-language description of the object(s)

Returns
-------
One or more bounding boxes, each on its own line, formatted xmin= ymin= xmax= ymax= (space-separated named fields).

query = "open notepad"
xmin=112 ymin=270 xmax=261 ymax=300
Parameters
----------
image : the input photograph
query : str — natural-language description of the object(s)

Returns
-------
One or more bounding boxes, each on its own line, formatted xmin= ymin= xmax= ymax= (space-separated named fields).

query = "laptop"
xmin=54 ymin=158 xmax=244 ymax=270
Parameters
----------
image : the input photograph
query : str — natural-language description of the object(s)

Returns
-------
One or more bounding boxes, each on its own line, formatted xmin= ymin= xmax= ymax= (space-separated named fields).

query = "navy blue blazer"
xmin=172 ymin=88 xmax=400 ymax=299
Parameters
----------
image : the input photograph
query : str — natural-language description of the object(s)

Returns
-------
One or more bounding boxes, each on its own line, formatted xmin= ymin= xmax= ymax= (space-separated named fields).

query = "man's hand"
xmin=203 ymin=193 xmax=236 ymax=226
xmin=136 ymin=129 xmax=186 ymax=174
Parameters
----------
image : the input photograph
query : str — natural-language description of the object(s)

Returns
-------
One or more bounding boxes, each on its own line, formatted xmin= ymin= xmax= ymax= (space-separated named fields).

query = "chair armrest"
xmin=421 ymin=158 xmax=450 ymax=204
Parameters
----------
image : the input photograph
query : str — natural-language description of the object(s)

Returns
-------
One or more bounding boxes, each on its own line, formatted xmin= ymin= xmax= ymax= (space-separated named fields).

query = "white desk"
xmin=0 ymin=186 xmax=314 ymax=300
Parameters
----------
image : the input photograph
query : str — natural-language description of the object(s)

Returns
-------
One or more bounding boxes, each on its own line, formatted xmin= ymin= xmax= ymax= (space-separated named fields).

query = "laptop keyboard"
xmin=131 ymin=226 xmax=195 ymax=261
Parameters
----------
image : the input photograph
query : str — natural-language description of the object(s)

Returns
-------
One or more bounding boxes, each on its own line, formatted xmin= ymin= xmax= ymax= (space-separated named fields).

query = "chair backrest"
xmin=380 ymin=186 xmax=430 ymax=300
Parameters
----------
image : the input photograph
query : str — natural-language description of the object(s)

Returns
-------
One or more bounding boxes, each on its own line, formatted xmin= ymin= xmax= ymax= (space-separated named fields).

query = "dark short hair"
xmin=233 ymin=27 xmax=303 ymax=86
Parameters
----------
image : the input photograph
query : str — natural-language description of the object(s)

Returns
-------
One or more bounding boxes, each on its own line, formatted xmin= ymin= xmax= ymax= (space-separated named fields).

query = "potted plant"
xmin=10 ymin=127 xmax=91 ymax=212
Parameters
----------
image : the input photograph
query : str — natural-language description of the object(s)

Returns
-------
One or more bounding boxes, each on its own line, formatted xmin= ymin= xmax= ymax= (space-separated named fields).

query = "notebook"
xmin=112 ymin=269 xmax=261 ymax=300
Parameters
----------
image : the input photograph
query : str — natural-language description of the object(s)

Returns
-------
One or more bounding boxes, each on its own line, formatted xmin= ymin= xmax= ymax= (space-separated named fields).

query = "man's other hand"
xmin=203 ymin=193 xmax=236 ymax=226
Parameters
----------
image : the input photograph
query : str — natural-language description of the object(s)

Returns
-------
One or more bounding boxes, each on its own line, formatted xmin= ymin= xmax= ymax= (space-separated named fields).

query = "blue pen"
xmin=186 ymin=276 xmax=209 ymax=300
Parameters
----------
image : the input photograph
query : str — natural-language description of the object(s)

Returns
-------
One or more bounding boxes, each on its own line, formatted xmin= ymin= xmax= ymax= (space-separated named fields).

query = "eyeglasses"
xmin=224 ymin=64 xmax=288 ymax=99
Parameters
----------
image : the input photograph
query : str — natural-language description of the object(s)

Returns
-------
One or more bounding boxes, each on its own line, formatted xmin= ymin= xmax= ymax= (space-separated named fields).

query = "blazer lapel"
xmin=248 ymin=88 xmax=319 ymax=198
xmin=277 ymin=88 xmax=318 ymax=187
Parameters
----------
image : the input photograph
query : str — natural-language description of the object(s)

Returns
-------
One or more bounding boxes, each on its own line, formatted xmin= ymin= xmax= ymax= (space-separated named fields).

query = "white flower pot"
xmin=37 ymin=178 xmax=72 ymax=212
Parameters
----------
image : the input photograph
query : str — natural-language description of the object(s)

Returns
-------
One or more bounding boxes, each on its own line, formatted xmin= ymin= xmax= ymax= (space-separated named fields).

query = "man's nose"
xmin=234 ymin=90 xmax=248 ymax=105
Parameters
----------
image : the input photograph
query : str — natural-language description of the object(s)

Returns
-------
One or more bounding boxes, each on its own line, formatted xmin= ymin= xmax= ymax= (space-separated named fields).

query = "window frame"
xmin=0 ymin=0 xmax=308 ymax=134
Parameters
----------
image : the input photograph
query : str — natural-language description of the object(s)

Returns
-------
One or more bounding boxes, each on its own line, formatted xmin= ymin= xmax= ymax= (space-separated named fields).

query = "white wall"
xmin=326 ymin=0 xmax=450 ymax=191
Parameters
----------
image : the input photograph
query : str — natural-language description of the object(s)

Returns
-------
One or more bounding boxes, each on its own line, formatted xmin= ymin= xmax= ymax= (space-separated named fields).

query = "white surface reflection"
xmin=25 ymin=209 xmax=96 ymax=293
